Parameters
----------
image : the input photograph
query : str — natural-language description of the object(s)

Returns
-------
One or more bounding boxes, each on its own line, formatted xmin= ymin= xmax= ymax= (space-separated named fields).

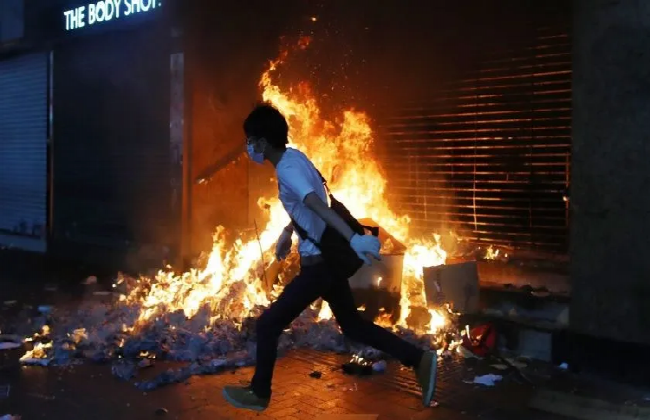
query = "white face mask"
xmin=246 ymin=137 xmax=265 ymax=164
xmin=247 ymin=144 xmax=265 ymax=164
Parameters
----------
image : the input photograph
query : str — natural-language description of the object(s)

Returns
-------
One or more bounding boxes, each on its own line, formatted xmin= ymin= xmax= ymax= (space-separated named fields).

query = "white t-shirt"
xmin=276 ymin=148 xmax=327 ymax=256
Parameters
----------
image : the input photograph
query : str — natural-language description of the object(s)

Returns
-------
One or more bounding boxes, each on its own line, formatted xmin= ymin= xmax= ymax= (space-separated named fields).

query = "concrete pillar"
xmin=571 ymin=0 xmax=650 ymax=344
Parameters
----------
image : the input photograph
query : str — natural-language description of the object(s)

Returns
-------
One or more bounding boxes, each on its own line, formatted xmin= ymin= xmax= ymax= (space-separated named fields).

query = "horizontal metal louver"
xmin=381 ymin=22 xmax=571 ymax=253
xmin=0 ymin=53 xmax=47 ymax=250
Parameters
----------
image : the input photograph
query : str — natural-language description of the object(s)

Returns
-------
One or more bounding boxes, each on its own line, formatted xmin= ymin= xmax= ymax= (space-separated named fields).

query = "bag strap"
xmin=291 ymin=165 xmax=379 ymax=241
xmin=290 ymin=217 xmax=321 ymax=248
xmin=313 ymin=167 xmax=379 ymax=237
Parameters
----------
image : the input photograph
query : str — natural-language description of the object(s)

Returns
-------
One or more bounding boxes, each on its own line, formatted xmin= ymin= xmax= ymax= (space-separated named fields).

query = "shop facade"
xmin=0 ymin=0 xmax=184 ymax=268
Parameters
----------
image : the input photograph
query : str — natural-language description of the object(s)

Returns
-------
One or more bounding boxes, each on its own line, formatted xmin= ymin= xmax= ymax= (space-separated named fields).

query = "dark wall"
xmin=51 ymin=18 xmax=172 ymax=268
xmin=571 ymin=0 xmax=650 ymax=344
xmin=183 ymin=0 xmax=304 ymax=255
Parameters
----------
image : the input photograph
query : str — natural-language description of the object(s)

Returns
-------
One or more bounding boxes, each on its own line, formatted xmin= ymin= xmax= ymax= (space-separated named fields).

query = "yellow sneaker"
xmin=415 ymin=351 xmax=438 ymax=407
xmin=222 ymin=385 xmax=270 ymax=412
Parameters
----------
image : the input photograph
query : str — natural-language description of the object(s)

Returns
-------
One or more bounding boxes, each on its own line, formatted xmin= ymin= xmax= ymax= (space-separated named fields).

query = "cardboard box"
xmin=423 ymin=261 xmax=480 ymax=314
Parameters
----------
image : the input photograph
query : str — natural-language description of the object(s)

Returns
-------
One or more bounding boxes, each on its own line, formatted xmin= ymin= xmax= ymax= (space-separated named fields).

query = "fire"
xmin=124 ymin=36 xmax=448 ymax=335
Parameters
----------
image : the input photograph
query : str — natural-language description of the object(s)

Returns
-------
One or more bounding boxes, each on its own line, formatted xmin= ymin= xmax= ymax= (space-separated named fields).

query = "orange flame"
xmin=124 ymin=37 xmax=448 ymax=334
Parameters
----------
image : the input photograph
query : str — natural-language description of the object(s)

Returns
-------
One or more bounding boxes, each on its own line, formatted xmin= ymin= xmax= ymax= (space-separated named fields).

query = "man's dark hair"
xmin=243 ymin=102 xmax=289 ymax=149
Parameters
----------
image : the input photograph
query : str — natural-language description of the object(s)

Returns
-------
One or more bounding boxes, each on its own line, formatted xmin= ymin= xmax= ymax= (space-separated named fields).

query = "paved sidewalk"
xmin=0 ymin=346 xmax=570 ymax=420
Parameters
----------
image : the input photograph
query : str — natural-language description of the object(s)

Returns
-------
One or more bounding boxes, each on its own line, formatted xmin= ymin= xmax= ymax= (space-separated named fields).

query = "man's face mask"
xmin=246 ymin=137 xmax=265 ymax=164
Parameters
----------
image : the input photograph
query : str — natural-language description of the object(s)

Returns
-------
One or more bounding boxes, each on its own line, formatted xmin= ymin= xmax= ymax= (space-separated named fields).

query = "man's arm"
xmin=303 ymin=192 xmax=355 ymax=241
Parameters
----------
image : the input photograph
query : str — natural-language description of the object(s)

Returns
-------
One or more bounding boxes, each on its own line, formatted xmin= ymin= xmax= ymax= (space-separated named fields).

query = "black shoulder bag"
xmin=290 ymin=170 xmax=379 ymax=279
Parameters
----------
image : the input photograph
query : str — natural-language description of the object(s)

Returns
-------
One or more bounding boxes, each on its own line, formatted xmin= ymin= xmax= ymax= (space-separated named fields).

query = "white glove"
xmin=275 ymin=228 xmax=293 ymax=260
xmin=350 ymin=234 xmax=381 ymax=265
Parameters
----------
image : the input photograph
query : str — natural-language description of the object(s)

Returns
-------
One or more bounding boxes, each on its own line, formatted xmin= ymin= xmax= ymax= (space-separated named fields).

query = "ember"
xmin=16 ymin=37 xmax=462 ymax=383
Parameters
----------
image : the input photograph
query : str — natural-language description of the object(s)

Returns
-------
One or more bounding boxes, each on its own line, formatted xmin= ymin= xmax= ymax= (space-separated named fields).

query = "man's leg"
xmin=323 ymin=275 xmax=438 ymax=407
xmin=223 ymin=264 xmax=328 ymax=411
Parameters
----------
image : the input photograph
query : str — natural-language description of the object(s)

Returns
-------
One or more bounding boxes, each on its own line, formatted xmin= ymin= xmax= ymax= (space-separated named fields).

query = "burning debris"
xmin=8 ymin=37 xmax=470 ymax=390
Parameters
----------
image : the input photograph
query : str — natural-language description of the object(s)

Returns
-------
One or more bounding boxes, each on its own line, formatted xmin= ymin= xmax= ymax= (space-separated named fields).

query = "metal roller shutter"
xmin=0 ymin=53 xmax=47 ymax=252
xmin=382 ymin=4 xmax=571 ymax=254
xmin=52 ymin=28 xmax=171 ymax=263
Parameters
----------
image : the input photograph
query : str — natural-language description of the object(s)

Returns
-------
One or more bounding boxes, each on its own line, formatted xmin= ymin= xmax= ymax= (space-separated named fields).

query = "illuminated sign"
xmin=63 ymin=0 xmax=161 ymax=31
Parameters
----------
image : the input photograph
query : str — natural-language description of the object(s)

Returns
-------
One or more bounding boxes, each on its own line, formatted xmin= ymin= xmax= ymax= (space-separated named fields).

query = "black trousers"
xmin=250 ymin=261 xmax=424 ymax=398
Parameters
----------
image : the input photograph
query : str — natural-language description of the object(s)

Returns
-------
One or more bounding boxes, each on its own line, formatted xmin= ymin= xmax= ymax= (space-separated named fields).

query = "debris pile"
xmin=5 ymin=272 xmax=462 ymax=390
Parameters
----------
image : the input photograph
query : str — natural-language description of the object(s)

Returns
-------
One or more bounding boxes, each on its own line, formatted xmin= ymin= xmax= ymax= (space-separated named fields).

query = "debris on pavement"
xmin=19 ymin=342 xmax=52 ymax=366
xmin=342 ymin=354 xmax=374 ymax=376
xmin=138 ymin=358 xmax=155 ymax=369
xmin=503 ymin=357 xmax=528 ymax=369
xmin=558 ymin=362 xmax=569 ymax=370
xmin=6 ymin=266 xmax=458 ymax=391
xmin=309 ymin=370 xmax=322 ymax=379
xmin=464 ymin=374 xmax=503 ymax=387
xmin=343 ymin=383 xmax=358 ymax=392
xmin=461 ymin=324 xmax=496 ymax=358
xmin=111 ymin=360 xmax=137 ymax=381
xmin=372 ymin=360 xmax=387 ymax=373
xmin=490 ymin=364 xmax=509 ymax=371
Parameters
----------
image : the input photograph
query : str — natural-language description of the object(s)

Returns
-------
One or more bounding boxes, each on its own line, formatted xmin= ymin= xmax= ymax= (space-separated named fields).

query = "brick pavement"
xmin=0 ymin=345 xmax=574 ymax=420
xmin=3 ymin=348 xmax=561 ymax=420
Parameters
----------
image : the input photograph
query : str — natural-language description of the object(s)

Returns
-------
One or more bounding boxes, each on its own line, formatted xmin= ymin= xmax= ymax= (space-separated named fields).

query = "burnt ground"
xmin=0 ymin=249 xmax=644 ymax=420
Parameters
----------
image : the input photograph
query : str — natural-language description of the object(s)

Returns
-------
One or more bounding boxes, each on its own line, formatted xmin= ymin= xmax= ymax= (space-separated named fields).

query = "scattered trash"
xmin=440 ymin=349 xmax=454 ymax=359
xmin=500 ymin=357 xmax=533 ymax=384
xmin=309 ymin=370 xmax=322 ymax=379
xmin=372 ymin=360 xmax=387 ymax=373
xmin=138 ymin=358 xmax=154 ymax=369
xmin=155 ymin=408 xmax=168 ymax=416
xmin=135 ymin=361 xmax=231 ymax=391
xmin=464 ymin=374 xmax=503 ymax=387
xmin=504 ymin=357 xmax=528 ymax=369
xmin=342 ymin=355 xmax=373 ymax=376
xmin=461 ymin=324 xmax=496 ymax=358
xmin=111 ymin=360 xmax=137 ymax=381
xmin=210 ymin=358 xmax=227 ymax=368
xmin=5 ymin=269 xmax=448 ymax=389
xmin=19 ymin=342 xmax=52 ymax=367
xmin=343 ymin=383 xmax=358 ymax=392
xmin=558 ymin=362 xmax=569 ymax=370
xmin=83 ymin=276 xmax=98 ymax=285
xmin=457 ymin=345 xmax=480 ymax=359
xmin=490 ymin=364 xmax=509 ymax=371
